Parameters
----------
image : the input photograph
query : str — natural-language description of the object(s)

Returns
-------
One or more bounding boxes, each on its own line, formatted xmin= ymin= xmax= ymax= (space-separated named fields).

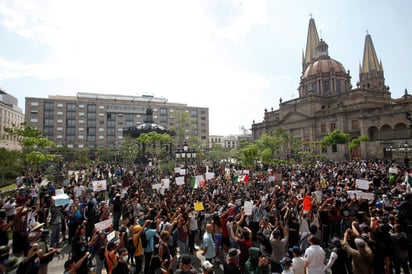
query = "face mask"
xmin=122 ymin=255 xmax=128 ymax=262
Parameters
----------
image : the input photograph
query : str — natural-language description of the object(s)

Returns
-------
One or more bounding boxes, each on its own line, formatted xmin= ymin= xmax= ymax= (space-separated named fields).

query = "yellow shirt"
xmin=133 ymin=233 xmax=143 ymax=256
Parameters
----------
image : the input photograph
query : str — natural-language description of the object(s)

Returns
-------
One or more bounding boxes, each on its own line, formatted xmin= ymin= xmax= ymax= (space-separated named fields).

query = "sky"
xmin=0 ymin=0 xmax=410 ymax=136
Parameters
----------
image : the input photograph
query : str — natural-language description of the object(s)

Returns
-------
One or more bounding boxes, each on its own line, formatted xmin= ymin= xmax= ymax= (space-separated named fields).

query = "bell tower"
xmin=359 ymin=33 xmax=386 ymax=91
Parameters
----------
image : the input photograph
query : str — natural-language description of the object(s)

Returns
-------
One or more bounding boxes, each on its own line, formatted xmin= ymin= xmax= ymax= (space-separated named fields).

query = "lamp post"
xmin=175 ymin=141 xmax=197 ymax=170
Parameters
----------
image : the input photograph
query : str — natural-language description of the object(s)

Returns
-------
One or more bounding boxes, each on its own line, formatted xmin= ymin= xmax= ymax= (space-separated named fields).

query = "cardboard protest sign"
xmin=52 ymin=194 xmax=70 ymax=206
xmin=194 ymin=201 xmax=204 ymax=211
xmin=356 ymin=179 xmax=371 ymax=190
xmin=244 ymin=201 xmax=253 ymax=216
xmin=175 ymin=176 xmax=185 ymax=186
xmin=92 ymin=180 xmax=107 ymax=192
xmin=95 ymin=218 xmax=113 ymax=231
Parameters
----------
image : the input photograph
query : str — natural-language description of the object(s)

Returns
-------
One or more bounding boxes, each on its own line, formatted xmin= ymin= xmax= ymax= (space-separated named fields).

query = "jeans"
xmin=50 ymin=223 xmax=61 ymax=247
xmin=95 ymin=254 xmax=104 ymax=274
xmin=178 ymin=239 xmax=188 ymax=255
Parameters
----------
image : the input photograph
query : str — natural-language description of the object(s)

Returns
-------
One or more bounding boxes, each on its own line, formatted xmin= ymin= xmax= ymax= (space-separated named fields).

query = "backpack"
xmin=141 ymin=229 xmax=149 ymax=248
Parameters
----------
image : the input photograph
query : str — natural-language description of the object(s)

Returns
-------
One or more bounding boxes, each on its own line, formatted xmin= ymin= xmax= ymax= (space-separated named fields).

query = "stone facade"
xmin=252 ymin=18 xmax=412 ymax=162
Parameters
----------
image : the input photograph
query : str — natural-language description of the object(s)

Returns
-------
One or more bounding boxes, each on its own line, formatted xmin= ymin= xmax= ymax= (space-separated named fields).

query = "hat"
xmin=354 ymin=238 xmax=366 ymax=249
xmin=227 ymin=248 xmax=241 ymax=258
xmin=202 ymin=260 xmax=214 ymax=271
xmin=30 ymin=222 xmax=44 ymax=232
xmin=180 ymin=254 xmax=191 ymax=265
xmin=289 ymin=245 xmax=301 ymax=255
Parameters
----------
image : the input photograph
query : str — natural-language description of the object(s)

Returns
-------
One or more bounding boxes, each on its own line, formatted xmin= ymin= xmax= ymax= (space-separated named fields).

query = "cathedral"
xmin=251 ymin=18 xmax=412 ymax=162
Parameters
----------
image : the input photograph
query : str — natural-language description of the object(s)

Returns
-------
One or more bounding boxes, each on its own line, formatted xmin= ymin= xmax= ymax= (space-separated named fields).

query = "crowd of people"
xmin=0 ymin=159 xmax=412 ymax=274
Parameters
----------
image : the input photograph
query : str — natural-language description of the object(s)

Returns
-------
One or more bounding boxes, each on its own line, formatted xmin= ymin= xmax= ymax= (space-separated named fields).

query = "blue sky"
xmin=0 ymin=1 xmax=410 ymax=135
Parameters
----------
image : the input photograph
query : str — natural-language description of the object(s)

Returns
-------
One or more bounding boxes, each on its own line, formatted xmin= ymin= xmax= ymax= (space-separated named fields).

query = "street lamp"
xmin=175 ymin=141 xmax=197 ymax=169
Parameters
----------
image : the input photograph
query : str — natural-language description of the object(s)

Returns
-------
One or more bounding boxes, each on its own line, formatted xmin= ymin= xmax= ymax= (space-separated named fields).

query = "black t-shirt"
xmin=112 ymin=198 xmax=122 ymax=213
xmin=112 ymin=261 xmax=129 ymax=274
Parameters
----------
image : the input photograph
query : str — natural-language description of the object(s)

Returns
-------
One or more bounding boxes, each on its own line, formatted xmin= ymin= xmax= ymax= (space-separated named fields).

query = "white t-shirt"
xmin=292 ymin=256 xmax=306 ymax=274
xmin=304 ymin=244 xmax=325 ymax=274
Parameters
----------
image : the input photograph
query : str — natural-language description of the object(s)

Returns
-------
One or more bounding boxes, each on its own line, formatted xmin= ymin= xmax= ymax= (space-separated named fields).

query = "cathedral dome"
xmin=303 ymin=57 xmax=347 ymax=79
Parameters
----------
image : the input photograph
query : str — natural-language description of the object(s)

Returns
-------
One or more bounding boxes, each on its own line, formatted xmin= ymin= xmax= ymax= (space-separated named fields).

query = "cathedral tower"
xmin=358 ymin=33 xmax=386 ymax=91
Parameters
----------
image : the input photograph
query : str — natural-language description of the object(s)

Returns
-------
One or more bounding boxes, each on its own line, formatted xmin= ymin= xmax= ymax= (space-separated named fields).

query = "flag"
xmin=190 ymin=176 xmax=196 ymax=188
xmin=232 ymin=176 xmax=239 ymax=183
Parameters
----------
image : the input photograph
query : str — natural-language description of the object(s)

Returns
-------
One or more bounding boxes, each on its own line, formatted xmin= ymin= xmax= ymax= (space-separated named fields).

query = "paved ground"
xmin=46 ymin=243 xmax=225 ymax=274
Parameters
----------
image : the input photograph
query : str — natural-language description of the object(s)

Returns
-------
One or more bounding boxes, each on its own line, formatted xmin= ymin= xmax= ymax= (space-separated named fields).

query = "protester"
xmin=112 ymin=247 xmax=130 ymax=274
xmin=303 ymin=235 xmax=325 ymax=274
xmin=223 ymin=248 xmax=241 ymax=274
xmin=342 ymin=229 xmax=374 ymax=274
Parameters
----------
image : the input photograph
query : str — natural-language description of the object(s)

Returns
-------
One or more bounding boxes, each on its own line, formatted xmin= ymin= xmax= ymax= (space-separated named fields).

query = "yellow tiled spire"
xmin=303 ymin=18 xmax=320 ymax=70
xmin=361 ymin=33 xmax=382 ymax=73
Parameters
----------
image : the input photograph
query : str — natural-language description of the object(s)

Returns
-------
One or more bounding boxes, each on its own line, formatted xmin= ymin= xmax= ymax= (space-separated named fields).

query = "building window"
xmin=87 ymin=104 xmax=96 ymax=112
xmin=57 ymin=119 xmax=63 ymax=123
xmin=30 ymin=102 xmax=39 ymax=106
xmin=323 ymin=80 xmax=330 ymax=93
xmin=57 ymin=111 xmax=63 ymax=115
xmin=57 ymin=103 xmax=63 ymax=107
xmin=30 ymin=110 xmax=38 ymax=114
xmin=44 ymin=119 xmax=54 ymax=126
xmin=66 ymin=120 xmax=76 ymax=126
xmin=66 ymin=127 xmax=75 ymax=134
xmin=87 ymin=113 xmax=96 ymax=119
xmin=30 ymin=118 xmax=38 ymax=123
xmin=66 ymin=104 xmax=76 ymax=111
xmin=351 ymin=120 xmax=359 ymax=130
xmin=321 ymin=123 xmax=326 ymax=133
xmin=332 ymin=144 xmax=337 ymax=152
xmin=330 ymin=122 xmax=336 ymax=131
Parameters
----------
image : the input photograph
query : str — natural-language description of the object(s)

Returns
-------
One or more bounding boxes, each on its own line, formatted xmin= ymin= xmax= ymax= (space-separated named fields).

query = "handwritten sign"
xmin=206 ymin=172 xmax=215 ymax=181
xmin=95 ymin=218 xmax=113 ymax=231
xmin=356 ymin=179 xmax=371 ymax=190
xmin=194 ymin=202 xmax=204 ymax=211
xmin=107 ymin=231 xmax=116 ymax=242
xmin=161 ymin=179 xmax=170 ymax=189
xmin=92 ymin=180 xmax=107 ymax=192
xmin=175 ymin=176 xmax=185 ymax=186
xmin=244 ymin=201 xmax=253 ymax=216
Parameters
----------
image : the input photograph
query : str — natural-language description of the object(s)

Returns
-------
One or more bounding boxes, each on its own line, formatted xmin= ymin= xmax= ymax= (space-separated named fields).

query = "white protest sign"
xmin=94 ymin=218 xmax=113 ymax=231
xmin=180 ymin=169 xmax=187 ymax=176
xmin=361 ymin=192 xmax=375 ymax=200
xmin=268 ymin=176 xmax=275 ymax=182
xmin=312 ymin=191 xmax=323 ymax=204
xmin=234 ymin=170 xmax=241 ymax=177
xmin=174 ymin=167 xmax=181 ymax=174
xmin=107 ymin=231 xmax=116 ymax=242
xmin=243 ymin=170 xmax=250 ymax=175
xmin=175 ymin=176 xmax=185 ymax=186
xmin=347 ymin=190 xmax=363 ymax=200
xmin=92 ymin=180 xmax=107 ymax=192
xmin=52 ymin=194 xmax=70 ymax=206
xmin=356 ymin=179 xmax=371 ymax=190
xmin=55 ymin=188 xmax=64 ymax=196
xmin=206 ymin=172 xmax=215 ymax=181
xmin=244 ymin=201 xmax=253 ymax=216
xmin=152 ymin=183 xmax=162 ymax=191
xmin=161 ymin=179 xmax=170 ymax=189
xmin=389 ymin=167 xmax=398 ymax=174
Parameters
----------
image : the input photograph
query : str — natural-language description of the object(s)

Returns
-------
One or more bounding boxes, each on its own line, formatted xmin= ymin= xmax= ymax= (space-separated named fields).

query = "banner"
xmin=92 ymin=180 xmax=107 ymax=192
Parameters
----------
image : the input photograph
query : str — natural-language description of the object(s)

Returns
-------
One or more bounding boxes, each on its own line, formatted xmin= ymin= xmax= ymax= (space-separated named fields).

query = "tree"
xmin=167 ymin=108 xmax=196 ymax=147
xmin=118 ymin=136 xmax=141 ymax=169
xmin=5 ymin=123 xmax=56 ymax=171
xmin=349 ymin=136 xmax=369 ymax=150
xmin=136 ymin=132 xmax=173 ymax=173
xmin=0 ymin=148 xmax=22 ymax=184
xmin=321 ymin=129 xmax=350 ymax=146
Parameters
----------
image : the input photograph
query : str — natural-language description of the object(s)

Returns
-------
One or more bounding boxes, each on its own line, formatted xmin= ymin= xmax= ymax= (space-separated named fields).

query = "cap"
xmin=227 ymin=248 xmax=241 ymax=258
xmin=289 ymin=245 xmax=301 ymax=254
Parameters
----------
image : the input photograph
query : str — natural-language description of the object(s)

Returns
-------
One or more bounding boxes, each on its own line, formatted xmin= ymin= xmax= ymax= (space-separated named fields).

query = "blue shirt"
xmin=143 ymin=228 xmax=157 ymax=253
xmin=202 ymin=232 xmax=216 ymax=259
